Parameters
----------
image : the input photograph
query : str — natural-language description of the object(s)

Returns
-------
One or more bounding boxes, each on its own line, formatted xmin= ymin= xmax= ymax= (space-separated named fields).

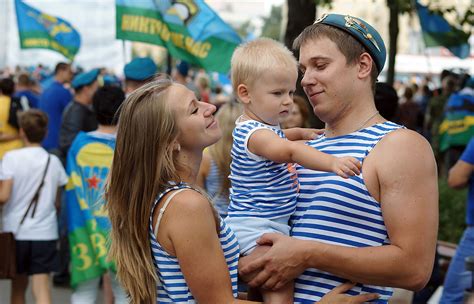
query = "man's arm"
xmin=0 ymin=179 xmax=13 ymax=204
xmin=447 ymin=160 xmax=474 ymax=189
xmin=242 ymin=129 xmax=438 ymax=291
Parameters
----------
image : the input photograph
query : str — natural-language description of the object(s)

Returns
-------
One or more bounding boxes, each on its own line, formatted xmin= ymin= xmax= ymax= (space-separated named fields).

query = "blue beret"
xmin=124 ymin=57 xmax=157 ymax=81
xmin=72 ymin=68 xmax=100 ymax=89
xmin=314 ymin=13 xmax=386 ymax=74
xmin=177 ymin=61 xmax=189 ymax=77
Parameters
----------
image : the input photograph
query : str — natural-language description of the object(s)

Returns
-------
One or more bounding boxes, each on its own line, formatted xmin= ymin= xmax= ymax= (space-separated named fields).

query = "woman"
xmin=280 ymin=95 xmax=310 ymax=129
xmin=105 ymin=78 xmax=375 ymax=303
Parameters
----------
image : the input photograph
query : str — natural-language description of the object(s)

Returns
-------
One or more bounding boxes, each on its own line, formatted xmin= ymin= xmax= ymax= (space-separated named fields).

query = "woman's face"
xmin=281 ymin=102 xmax=303 ymax=128
xmin=169 ymin=84 xmax=222 ymax=151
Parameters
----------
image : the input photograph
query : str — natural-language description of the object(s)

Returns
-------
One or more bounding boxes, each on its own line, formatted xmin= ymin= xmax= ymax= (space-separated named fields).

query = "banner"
xmin=416 ymin=2 xmax=470 ymax=59
xmin=14 ymin=0 xmax=81 ymax=60
xmin=439 ymin=91 xmax=474 ymax=152
xmin=66 ymin=132 xmax=115 ymax=287
xmin=116 ymin=0 xmax=241 ymax=73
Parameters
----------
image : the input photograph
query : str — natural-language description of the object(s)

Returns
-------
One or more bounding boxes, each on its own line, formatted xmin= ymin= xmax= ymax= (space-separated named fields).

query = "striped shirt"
xmin=205 ymin=158 xmax=230 ymax=217
xmin=291 ymin=122 xmax=402 ymax=303
xmin=228 ymin=119 xmax=299 ymax=220
xmin=149 ymin=183 xmax=240 ymax=303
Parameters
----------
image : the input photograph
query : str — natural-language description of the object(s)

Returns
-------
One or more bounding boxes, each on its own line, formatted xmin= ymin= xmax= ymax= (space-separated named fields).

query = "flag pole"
xmin=122 ymin=40 xmax=127 ymax=65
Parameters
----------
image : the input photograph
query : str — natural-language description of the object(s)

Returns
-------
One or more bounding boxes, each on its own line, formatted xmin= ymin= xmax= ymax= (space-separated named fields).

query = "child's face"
xmin=245 ymin=67 xmax=298 ymax=126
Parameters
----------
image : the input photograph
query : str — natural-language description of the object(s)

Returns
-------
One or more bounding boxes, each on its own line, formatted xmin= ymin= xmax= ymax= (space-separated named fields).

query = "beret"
xmin=124 ymin=57 xmax=157 ymax=81
xmin=72 ymin=68 xmax=100 ymax=89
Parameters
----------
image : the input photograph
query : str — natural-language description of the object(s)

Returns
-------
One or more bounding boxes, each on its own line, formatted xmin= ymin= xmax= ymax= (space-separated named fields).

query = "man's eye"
xmin=316 ymin=64 xmax=327 ymax=70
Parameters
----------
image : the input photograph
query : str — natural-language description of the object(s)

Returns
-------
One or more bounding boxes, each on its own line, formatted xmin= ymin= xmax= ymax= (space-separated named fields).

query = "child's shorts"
xmin=225 ymin=216 xmax=290 ymax=255
xmin=16 ymin=240 xmax=59 ymax=275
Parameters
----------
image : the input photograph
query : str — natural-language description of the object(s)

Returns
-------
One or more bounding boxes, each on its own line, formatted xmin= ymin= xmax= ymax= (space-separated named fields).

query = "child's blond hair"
xmin=231 ymin=38 xmax=298 ymax=94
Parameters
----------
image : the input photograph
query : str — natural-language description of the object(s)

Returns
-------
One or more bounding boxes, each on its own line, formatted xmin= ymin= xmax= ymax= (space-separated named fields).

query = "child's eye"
xmin=273 ymin=92 xmax=283 ymax=96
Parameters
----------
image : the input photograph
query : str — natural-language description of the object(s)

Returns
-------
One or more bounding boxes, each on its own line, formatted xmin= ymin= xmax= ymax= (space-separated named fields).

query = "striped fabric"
xmin=291 ymin=122 xmax=402 ymax=303
xmin=205 ymin=158 xmax=230 ymax=217
xmin=149 ymin=183 xmax=239 ymax=303
xmin=228 ymin=119 xmax=299 ymax=220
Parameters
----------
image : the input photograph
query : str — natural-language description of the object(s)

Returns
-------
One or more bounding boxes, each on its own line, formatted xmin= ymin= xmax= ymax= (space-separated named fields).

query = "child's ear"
xmin=237 ymin=84 xmax=251 ymax=104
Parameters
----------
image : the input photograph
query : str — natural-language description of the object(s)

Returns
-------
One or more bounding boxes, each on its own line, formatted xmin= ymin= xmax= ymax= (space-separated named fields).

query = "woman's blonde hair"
xmin=105 ymin=77 xmax=179 ymax=304
xmin=208 ymin=101 xmax=242 ymax=196
xmin=231 ymin=37 xmax=298 ymax=95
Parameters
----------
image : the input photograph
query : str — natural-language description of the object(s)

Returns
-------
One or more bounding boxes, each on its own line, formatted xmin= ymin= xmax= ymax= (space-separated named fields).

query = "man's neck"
xmin=24 ymin=142 xmax=41 ymax=148
xmin=324 ymin=95 xmax=382 ymax=138
xmin=74 ymin=94 xmax=91 ymax=106
xmin=96 ymin=125 xmax=117 ymax=134
xmin=54 ymin=76 xmax=64 ymax=84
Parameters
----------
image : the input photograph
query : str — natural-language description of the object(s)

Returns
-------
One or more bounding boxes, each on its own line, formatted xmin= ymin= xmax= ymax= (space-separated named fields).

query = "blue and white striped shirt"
xmin=291 ymin=122 xmax=402 ymax=303
xmin=149 ymin=183 xmax=239 ymax=303
xmin=228 ymin=119 xmax=299 ymax=220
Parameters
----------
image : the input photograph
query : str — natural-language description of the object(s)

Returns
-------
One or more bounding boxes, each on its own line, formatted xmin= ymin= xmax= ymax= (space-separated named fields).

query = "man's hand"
xmin=318 ymin=282 xmax=379 ymax=304
xmin=239 ymin=233 xmax=309 ymax=290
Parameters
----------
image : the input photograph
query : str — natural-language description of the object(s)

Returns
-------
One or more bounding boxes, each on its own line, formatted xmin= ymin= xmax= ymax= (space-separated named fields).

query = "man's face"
xmin=298 ymin=37 xmax=358 ymax=123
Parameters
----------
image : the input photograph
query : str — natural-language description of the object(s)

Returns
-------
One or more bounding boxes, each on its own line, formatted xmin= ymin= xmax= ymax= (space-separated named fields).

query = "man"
xmin=14 ymin=73 xmax=39 ymax=108
xmin=440 ymin=137 xmax=474 ymax=303
xmin=123 ymin=57 xmax=157 ymax=95
xmin=58 ymin=69 xmax=100 ymax=163
xmin=240 ymin=13 xmax=438 ymax=303
xmin=65 ymin=85 xmax=127 ymax=303
xmin=39 ymin=62 xmax=73 ymax=152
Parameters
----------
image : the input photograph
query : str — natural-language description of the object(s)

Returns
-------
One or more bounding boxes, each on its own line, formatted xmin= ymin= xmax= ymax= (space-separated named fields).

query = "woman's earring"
xmin=175 ymin=144 xmax=181 ymax=152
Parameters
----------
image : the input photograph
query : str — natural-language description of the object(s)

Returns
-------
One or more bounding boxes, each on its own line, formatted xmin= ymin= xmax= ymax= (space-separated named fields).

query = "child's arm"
xmin=0 ymin=179 xmax=13 ymax=204
xmin=248 ymin=129 xmax=361 ymax=178
xmin=282 ymin=127 xmax=323 ymax=141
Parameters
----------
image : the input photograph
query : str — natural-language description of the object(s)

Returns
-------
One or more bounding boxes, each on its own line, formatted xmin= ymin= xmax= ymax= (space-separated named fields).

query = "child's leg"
xmin=243 ymin=245 xmax=294 ymax=304
xmin=31 ymin=273 xmax=52 ymax=304
xmin=262 ymin=281 xmax=294 ymax=304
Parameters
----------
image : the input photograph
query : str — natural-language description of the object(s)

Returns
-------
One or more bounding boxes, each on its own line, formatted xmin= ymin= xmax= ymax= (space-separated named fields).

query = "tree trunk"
xmin=285 ymin=0 xmax=324 ymax=128
xmin=387 ymin=0 xmax=399 ymax=86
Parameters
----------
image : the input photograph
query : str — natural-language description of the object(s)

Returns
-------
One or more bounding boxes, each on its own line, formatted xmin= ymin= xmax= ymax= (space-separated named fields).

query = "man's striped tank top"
xmin=291 ymin=121 xmax=403 ymax=303
xmin=149 ymin=183 xmax=239 ymax=303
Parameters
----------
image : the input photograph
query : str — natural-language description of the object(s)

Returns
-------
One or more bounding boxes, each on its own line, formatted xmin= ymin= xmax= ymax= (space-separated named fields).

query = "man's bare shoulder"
xmin=372 ymin=128 xmax=433 ymax=158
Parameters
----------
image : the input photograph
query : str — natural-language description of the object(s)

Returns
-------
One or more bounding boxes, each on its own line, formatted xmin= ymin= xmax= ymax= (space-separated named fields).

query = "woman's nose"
xmin=202 ymin=102 xmax=217 ymax=116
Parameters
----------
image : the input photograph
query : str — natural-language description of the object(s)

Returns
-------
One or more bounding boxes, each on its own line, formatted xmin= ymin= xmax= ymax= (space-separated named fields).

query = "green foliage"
xmin=261 ymin=5 xmax=283 ymax=40
xmin=438 ymin=179 xmax=467 ymax=244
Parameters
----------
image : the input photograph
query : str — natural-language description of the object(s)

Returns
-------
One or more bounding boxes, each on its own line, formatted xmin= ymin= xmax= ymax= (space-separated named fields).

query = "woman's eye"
xmin=191 ymin=108 xmax=198 ymax=114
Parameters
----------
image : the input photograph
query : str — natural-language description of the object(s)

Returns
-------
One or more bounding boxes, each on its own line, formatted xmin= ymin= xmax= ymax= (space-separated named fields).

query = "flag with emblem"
xmin=115 ymin=0 xmax=241 ymax=73
xmin=439 ymin=91 xmax=474 ymax=152
xmin=14 ymin=0 xmax=81 ymax=60
xmin=65 ymin=132 xmax=115 ymax=287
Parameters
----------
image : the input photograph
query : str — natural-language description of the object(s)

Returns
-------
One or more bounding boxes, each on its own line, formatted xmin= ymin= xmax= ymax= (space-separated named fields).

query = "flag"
xmin=65 ymin=132 xmax=115 ymax=287
xmin=14 ymin=0 xmax=81 ymax=60
xmin=439 ymin=91 xmax=474 ymax=152
xmin=115 ymin=0 xmax=241 ymax=73
xmin=416 ymin=2 xmax=470 ymax=59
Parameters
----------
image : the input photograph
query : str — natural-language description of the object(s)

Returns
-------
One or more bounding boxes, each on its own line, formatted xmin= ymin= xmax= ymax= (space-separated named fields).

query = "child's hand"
xmin=301 ymin=128 xmax=324 ymax=140
xmin=332 ymin=156 xmax=361 ymax=178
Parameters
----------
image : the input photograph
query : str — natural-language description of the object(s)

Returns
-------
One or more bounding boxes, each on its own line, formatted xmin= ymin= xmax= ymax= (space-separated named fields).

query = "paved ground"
xmin=0 ymin=279 xmax=106 ymax=303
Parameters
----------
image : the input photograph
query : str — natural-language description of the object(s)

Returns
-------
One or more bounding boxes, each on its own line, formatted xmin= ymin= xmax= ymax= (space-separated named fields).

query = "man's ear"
xmin=237 ymin=84 xmax=251 ymax=104
xmin=358 ymin=53 xmax=373 ymax=79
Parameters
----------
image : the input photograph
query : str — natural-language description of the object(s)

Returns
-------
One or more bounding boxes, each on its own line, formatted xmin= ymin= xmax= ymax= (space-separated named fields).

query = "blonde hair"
xmin=209 ymin=102 xmax=242 ymax=195
xmin=105 ymin=77 xmax=179 ymax=304
xmin=231 ymin=37 xmax=298 ymax=95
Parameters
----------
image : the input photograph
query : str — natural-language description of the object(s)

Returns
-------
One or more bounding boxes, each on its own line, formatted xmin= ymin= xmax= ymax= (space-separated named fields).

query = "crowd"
xmin=0 ymin=11 xmax=471 ymax=304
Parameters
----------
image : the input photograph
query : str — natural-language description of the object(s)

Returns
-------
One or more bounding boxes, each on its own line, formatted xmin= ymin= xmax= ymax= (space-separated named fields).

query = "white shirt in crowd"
xmin=1 ymin=147 xmax=68 ymax=240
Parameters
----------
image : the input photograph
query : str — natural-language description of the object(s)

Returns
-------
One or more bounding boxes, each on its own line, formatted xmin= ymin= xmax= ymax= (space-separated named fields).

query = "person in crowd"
xmin=59 ymin=68 xmax=100 ymax=163
xmin=239 ymin=13 xmax=438 ymax=303
xmin=280 ymin=95 xmax=311 ymax=128
xmin=0 ymin=77 xmax=23 ymax=159
xmin=227 ymin=37 xmax=362 ymax=303
xmin=105 ymin=77 xmax=369 ymax=304
xmin=0 ymin=110 xmax=68 ymax=304
xmin=398 ymin=86 xmax=423 ymax=132
xmin=123 ymin=57 xmax=158 ymax=95
xmin=173 ymin=60 xmax=201 ymax=100
xmin=440 ymin=137 xmax=474 ymax=303
xmin=39 ymin=62 xmax=73 ymax=152
xmin=14 ymin=73 xmax=39 ymax=108
xmin=66 ymin=85 xmax=127 ymax=304
xmin=374 ymin=82 xmax=399 ymax=121
xmin=197 ymin=102 xmax=243 ymax=217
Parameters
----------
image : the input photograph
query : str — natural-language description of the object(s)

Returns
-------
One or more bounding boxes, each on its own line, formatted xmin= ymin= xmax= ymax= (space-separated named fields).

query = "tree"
xmin=261 ymin=5 xmax=283 ymax=40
